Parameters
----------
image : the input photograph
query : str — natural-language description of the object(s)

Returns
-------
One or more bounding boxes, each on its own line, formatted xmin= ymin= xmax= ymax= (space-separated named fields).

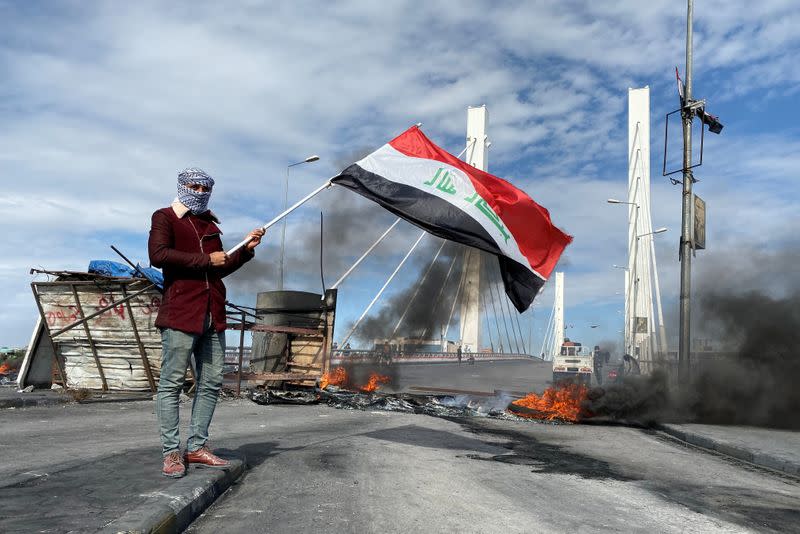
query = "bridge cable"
xmin=501 ymin=284 xmax=521 ymax=354
xmin=481 ymin=254 xmax=504 ymax=353
xmin=492 ymin=263 xmax=520 ymax=353
xmin=487 ymin=261 xmax=514 ymax=354
xmin=480 ymin=289 xmax=495 ymax=352
xmin=331 ymin=218 xmax=402 ymax=290
xmin=339 ymin=230 xmax=427 ymax=347
xmin=527 ymin=306 xmax=534 ymax=357
xmin=511 ymin=298 xmax=527 ymax=354
xmin=442 ymin=248 xmax=470 ymax=341
xmin=488 ymin=263 xmax=511 ymax=354
xmin=390 ymin=238 xmax=447 ymax=339
xmin=539 ymin=297 xmax=556 ymax=361
xmin=419 ymin=247 xmax=460 ymax=340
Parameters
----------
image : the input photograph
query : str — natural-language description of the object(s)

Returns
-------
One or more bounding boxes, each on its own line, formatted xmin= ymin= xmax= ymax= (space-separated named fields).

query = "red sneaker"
xmin=162 ymin=451 xmax=186 ymax=478
xmin=185 ymin=446 xmax=231 ymax=468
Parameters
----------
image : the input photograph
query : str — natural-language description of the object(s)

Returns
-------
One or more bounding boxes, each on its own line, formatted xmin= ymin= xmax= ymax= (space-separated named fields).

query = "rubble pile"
xmin=247 ymin=366 xmax=586 ymax=424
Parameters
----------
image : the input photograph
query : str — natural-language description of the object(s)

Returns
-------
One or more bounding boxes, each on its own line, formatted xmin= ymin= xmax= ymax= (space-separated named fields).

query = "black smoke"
xmin=354 ymin=241 xmax=465 ymax=343
xmin=585 ymin=247 xmax=800 ymax=429
xmin=680 ymin=285 xmax=800 ymax=428
xmin=596 ymin=339 xmax=618 ymax=355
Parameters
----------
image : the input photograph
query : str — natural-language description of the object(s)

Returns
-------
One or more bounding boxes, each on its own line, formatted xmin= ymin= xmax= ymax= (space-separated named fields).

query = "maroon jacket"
xmin=148 ymin=204 xmax=254 ymax=334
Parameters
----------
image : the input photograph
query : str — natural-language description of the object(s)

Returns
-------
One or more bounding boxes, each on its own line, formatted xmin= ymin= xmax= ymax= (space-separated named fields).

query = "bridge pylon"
xmin=459 ymin=105 xmax=489 ymax=352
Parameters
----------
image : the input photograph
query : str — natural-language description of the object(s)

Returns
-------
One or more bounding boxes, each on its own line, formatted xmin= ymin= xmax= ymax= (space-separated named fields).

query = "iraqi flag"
xmin=332 ymin=125 xmax=572 ymax=312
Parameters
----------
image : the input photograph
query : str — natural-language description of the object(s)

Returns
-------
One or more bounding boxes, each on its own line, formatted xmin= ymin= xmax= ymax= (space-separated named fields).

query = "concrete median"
xmin=99 ymin=455 xmax=245 ymax=534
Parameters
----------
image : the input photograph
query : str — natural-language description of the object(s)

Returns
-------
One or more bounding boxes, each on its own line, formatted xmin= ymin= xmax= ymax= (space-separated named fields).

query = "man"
xmin=149 ymin=168 xmax=265 ymax=478
xmin=593 ymin=345 xmax=603 ymax=386
xmin=622 ymin=353 xmax=641 ymax=376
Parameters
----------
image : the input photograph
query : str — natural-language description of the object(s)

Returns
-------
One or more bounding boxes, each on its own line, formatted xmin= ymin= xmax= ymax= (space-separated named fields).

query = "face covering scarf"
xmin=177 ymin=167 xmax=215 ymax=214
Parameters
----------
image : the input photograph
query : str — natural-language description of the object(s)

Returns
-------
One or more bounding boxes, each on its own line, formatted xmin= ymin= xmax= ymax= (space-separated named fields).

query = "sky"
xmin=1 ymin=0 xmax=799 ymax=353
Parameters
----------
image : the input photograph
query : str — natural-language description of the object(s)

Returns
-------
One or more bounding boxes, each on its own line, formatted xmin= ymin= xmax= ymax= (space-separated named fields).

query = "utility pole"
xmin=678 ymin=0 xmax=694 ymax=382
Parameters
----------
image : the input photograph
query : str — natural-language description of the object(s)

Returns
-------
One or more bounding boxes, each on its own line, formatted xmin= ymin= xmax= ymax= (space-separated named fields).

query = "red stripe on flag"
xmin=387 ymin=126 xmax=572 ymax=279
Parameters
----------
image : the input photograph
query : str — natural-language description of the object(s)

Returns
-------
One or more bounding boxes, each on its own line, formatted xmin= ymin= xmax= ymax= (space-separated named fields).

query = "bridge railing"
xmin=331 ymin=350 xmax=541 ymax=365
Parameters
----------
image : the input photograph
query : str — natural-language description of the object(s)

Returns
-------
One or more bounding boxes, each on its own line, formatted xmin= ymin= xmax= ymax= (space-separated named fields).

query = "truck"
xmin=552 ymin=338 xmax=594 ymax=385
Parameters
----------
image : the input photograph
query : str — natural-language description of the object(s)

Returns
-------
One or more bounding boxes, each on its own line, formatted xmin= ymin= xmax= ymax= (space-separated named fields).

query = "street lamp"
xmin=638 ymin=227 xmax=668 ymax=238
xmin=607 ymin=198 xmax=641 ymax=258
xmin=279 ymin=154 xmax=320 ymax=290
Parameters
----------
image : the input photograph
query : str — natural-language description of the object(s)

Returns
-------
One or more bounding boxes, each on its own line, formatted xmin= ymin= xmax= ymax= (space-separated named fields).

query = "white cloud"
xmin=1 ymin=1 xmax=798 ymax=347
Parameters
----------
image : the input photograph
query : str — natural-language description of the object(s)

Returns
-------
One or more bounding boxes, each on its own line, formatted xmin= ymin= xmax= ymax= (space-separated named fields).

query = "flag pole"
xmin=226 ymin=178 xmax=334 ymax=255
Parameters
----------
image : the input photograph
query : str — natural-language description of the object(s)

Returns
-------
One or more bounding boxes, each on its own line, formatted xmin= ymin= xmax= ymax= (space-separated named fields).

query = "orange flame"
xmin=0 ymin=362 xmax=12 ymax=375
xmin=320 ymin=367 xmax=348 ymax=389
xmin=319 ymin=367 xmax=391 ymax=392
xmin=359 ymin=372 xmax=391 ymax=393
xmin=509 ymin=383 xmax=588 ymax=422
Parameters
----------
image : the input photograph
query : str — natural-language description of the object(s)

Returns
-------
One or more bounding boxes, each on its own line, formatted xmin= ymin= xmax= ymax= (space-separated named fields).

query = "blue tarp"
xmin=88 ymin=260 xmax=163 ymax=290
xmin=88 ymin=260 xmax=134 ymax=278
xmin=135 ymin=264 xmax=164 ymax=290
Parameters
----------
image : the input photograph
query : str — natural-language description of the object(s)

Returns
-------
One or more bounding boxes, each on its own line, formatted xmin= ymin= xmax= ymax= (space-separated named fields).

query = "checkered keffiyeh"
xmin=177 ymin=168 xmax=215 ymax=214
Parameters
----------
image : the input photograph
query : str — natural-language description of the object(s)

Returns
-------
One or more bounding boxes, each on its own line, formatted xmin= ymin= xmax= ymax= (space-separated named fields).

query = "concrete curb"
xmin=0 ymin=395 xmax=70 ymax=409
xmin=0 ymin=392 xmax=153 ymax=409
xmin=98 ymin=456 xmax=246 ymax=534
xmin=657 ymin=424 xmax=800 ymax=478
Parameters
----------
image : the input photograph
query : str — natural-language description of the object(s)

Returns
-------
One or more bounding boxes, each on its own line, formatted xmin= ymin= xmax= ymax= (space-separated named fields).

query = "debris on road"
xmin=248 ymin=389 xmax=320 ymax=405
xmin=318 ymin=388 xmax=521 ymax=420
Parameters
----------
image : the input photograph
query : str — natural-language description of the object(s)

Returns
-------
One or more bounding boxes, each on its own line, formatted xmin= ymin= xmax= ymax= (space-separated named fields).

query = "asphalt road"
xmin=180 ymin=404 xmax=799 ymax=534
xmin=1 ymin=361 xmax=798 ymax=533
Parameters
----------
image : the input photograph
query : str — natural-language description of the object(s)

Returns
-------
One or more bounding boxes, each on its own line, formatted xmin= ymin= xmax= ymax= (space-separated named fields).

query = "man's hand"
xmin=209 ymin=251 xmax=228 ymax=267
xmin=245 ymin=228 xmax=266 ymax=251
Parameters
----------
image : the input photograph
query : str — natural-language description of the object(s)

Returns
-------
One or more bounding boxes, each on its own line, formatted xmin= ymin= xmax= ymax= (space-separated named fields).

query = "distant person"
xmin=381 ymin=341 xmax=391 ymax=366
xmin=593 ymin=345 xmax=604 ymax=386
xmin=622 ymin=353 xmax=641 ymax=376
xmin=149 ymin=168 xmax=265 ymax=478
xmin=457 ymin=345 xmax=462 ymax=365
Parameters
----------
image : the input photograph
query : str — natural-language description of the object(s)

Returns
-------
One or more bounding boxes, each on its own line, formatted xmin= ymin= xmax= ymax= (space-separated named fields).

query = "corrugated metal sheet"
xmin=33 ymin=278 xmax=168 ymax=391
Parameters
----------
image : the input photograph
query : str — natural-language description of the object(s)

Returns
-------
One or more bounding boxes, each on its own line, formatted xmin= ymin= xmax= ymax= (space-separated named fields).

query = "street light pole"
xmin=279 ymin=155 xmax=320 ymax=290
xmin=679 ymin=0 xmax=694 ymax=382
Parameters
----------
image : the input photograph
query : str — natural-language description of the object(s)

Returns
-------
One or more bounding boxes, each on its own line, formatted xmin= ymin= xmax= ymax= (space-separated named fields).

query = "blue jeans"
xmin=157 ymin=317 xmax=225 ymax=456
